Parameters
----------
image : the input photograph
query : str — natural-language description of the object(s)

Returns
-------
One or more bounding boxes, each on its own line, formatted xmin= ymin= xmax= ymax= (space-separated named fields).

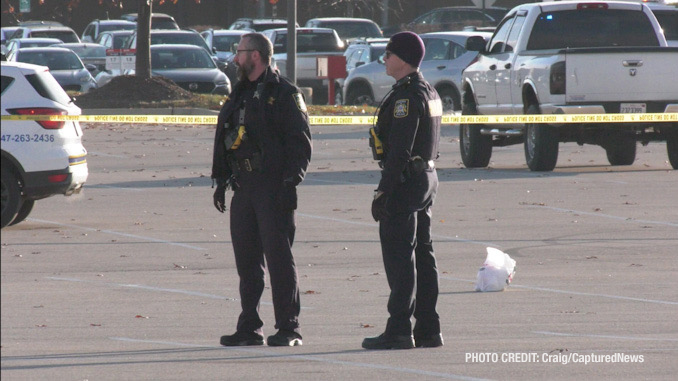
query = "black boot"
xmin=362 ymin=333 xmax=414 ymax=350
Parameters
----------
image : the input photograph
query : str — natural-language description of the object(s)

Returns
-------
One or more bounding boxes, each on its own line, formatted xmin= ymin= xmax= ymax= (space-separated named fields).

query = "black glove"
xmin=371 ymin=191 xmax=390 ymax=222
xmin=277 ymin=181 xmax=297 ymax=211
xmin=213 ymin=184 xmax=227 ymax=213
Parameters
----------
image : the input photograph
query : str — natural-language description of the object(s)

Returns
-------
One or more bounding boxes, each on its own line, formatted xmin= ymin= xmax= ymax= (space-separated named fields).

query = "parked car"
xmin=403 ymin=7 xmax=501 ymax=34
xmin=3 ymin=37 xmax=64 ymax=58
xmin=334 ymin=38 xmax=389 ymax=105
xmin=81 ymin=19 xmax=136 ymax=43
xmin=1 ymin=26 xmax=21 ymax=47
xmin=342 ymin=31 xmax=492 ymax=112
xmin=8 ymin=25 xmax=80 ymax=43
xmin=228 ymin=18 xmax=297 ymax=32
xmin=8 ymin=47 xmax=97 ymax=93
xmin=95 ymin=30 xmax=135 ymax=50
xmin=262 ymin=27 xmax=345 ymax=104
xmin=17 ymin=20 xmax=63 ymax=27
xmin=146 ymin=44 xmax=230 ymax=95
xmin=120 ymin=12 xmax=180 ymax=30
xmin=200 ymin=29 xmax=247 ymax=63
xmin=126 ymin=29 xmax=213 ymax=53
xmin=304 ymin=17 xmax=383 ymax=42
xmin=51 ymin=42 xmax=107 ymax=76
xmin=1 ymin=61 xmax=88 ymax=228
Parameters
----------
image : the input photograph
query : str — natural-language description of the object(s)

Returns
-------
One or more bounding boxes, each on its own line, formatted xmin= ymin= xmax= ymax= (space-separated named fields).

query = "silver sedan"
xmin=342 ymin=31 xmax=492 ymax=112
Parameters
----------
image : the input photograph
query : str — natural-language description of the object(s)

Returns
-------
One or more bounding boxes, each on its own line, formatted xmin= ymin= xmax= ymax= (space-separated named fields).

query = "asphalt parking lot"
xmin=2 ymin=121 xmax=677 ymax=380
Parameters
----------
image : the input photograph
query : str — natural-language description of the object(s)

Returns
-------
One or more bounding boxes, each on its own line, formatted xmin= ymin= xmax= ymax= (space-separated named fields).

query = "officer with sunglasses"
xmin=363 ymin=31 xmax=443 ymax=350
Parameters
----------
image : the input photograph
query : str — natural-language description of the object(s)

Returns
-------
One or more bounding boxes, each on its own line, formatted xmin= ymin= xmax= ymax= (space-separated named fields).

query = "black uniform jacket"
xmin=211 ymin=67 xmax=312 ymax=186
xmin=376 ymin=71 xmax=442 ymax=196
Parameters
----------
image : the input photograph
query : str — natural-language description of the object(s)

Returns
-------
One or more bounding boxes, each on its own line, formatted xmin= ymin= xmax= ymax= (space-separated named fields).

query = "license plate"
xmin=620 ymin=103 xmax=646 ymax=113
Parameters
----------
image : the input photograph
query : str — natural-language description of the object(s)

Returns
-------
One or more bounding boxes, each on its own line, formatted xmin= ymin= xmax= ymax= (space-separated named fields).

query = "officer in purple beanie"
xmin=362 ymin=31 xmax=444 ymax=350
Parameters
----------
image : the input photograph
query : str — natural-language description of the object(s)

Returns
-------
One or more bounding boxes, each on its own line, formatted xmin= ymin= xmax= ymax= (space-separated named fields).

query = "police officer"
xmin=212 ymin=33 xmax=312 ymax=347
xmin=362 ymin=32 xmax=443 ymax=350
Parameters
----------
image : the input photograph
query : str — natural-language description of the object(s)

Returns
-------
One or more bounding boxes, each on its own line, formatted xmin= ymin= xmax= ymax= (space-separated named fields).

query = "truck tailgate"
xmin=565 ymin=48 xmax=678 ymax=103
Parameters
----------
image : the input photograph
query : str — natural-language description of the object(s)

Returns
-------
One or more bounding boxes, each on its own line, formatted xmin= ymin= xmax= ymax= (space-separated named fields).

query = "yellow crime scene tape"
xmin=2 ymin=113 xmax=677 ymax=125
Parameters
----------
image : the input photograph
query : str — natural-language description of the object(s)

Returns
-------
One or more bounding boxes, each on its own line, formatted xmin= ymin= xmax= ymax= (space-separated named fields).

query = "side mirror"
xmin=465 ymin=36 xmax=487 ymax=52
xmin=85 ymin=64 xmax=97 ymax=72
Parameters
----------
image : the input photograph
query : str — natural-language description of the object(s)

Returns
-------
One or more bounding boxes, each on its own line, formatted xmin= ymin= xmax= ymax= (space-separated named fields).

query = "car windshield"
xmin=151 ymin=33 xmax=210 ymax=51
xmin=22 ymin=41 xmax=57 ymax=48
xmin=272 ymin=32 xmax=342 ymax=53
xmin=31 ymin=30 xmax=79 ymax=43
xmin=19 ymin=51 xmax=84 ymax=70
xmin=100 ymin=24 xmax=136 ymax=33
xmin=152 ymin=49 xmax=216 ymax=69
xmin=66 ymin=45 xmax=107 ymax=58
xmin=152 ymin=19 xmax=178 ymax=30
xmin=252 ymin=23 xmax=286 ymax=31
xmin=527 ymin=9 xmax=659 ymax=49
xmin=319 ymin=22 xmax=380 ymax=39
xmin=213 ymin=35 xmax=242 ymax=51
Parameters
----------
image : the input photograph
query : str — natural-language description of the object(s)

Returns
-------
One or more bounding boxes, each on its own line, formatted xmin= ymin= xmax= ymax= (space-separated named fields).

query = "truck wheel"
xmin=436 ymin=86 xmax=461 ymax=112
xmin=9 ymin=199 xmax=35 ymax=226
xmin=667 ymin=127 xmax=678 ymax=169
xmin=524 ymin=104 xmax=558 ymax=171
xmin=346 ymin=85 xmax=374 ymax=106
xmin=605 ymin=137 xmax=636 ymax=166
xmin=459 ymin=102 xmax=492 ymax=168
xmin=1 ymin=168 xmax=22 ymax=229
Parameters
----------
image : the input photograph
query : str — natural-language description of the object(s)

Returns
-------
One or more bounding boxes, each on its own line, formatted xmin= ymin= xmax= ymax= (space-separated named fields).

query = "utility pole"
xmin=286 ymin=0 xmax=297 ymax=85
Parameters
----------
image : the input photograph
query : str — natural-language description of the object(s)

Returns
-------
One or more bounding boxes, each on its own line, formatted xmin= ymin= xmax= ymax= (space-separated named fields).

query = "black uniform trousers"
xmin=229 ymin=170 xmax=300 ymax=334
xmin=379 ymin=169 xmax=440 ymax=337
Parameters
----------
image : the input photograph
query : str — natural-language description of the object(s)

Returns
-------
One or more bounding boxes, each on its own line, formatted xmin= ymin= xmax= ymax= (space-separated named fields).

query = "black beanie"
xmin=386 ymin=31 xmax=425 ymax=68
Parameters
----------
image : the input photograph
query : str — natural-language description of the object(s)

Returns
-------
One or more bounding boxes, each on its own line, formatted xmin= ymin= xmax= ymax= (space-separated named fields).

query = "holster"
xmin=404 ymin=156 xmax=434 ymax=178
xmin=224 ymin=124 xmax=247 ymax=151
xmin=369 ymin=127 xmax=384 ymax=161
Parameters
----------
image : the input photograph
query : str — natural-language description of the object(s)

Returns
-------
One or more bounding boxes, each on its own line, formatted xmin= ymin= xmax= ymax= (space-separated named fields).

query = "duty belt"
xmin=228 ymin=153 xmax=262 ymax=173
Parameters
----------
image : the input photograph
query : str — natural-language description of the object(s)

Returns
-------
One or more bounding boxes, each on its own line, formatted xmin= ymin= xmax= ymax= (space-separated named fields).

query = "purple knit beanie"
xmin=386 ymin=31 xmax=425 ymax=68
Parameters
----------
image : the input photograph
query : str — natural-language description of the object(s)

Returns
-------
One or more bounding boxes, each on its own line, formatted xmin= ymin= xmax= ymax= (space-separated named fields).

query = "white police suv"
xmin=1 ymin=61 xmax=88 ymax=228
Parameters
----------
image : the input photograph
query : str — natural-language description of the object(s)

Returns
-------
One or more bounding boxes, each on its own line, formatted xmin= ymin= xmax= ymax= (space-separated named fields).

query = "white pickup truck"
xmin=262 ymin=27 xmax=345 ymax=104
xmin=460 ymin=1 xmax=678 ymax=171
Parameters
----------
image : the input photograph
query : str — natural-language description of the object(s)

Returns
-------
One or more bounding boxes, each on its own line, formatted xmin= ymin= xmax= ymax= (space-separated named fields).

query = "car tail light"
xmin=550 ymin=61 xmax=566 ymax=95
xmin=577 ymin=3 xmax=608 ymax=10
xmin=48 ymin=174 xmax=69 ymax=183
xmin=9 ymin=108 xmax=67 ymax=129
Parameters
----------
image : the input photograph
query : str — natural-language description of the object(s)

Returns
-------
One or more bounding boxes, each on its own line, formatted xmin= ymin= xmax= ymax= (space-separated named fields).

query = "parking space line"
xmin=45 ymin=277 xmax=313 ymax=309
xmin=533 ymin=331 xmax=678 ymax=342
xmin=28 ymin=218 xmax=206 ymax=250
xmin=440 ymin=276 xmax=678 ymax=305
xmin=110 ymin=337 xmax=489 ymax=381
xmin=530 ymin=206 xmax=678 ymax=227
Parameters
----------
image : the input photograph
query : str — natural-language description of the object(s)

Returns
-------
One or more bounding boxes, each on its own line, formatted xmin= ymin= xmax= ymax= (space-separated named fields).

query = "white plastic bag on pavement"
xmin=475 ymin=247 xmax=516 ymax=292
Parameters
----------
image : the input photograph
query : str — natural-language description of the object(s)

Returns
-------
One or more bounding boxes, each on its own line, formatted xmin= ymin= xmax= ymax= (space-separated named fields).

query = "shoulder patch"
xmin=428 ymin=99 xmax=443 ymax=117
xmin=394 ymin=99 xmax=409 ymax=118
xmin=293 ymin=93 xmax=307 ymax=113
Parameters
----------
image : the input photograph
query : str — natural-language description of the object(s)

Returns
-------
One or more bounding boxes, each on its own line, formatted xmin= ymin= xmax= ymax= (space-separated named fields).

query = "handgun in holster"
xmin=369 ymin=127 xmax=384 ymax=161
xmin=224 ymin=108 xmax=247 ymax=151
xmin=224 ymin=125 xmax=247 ymax=150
